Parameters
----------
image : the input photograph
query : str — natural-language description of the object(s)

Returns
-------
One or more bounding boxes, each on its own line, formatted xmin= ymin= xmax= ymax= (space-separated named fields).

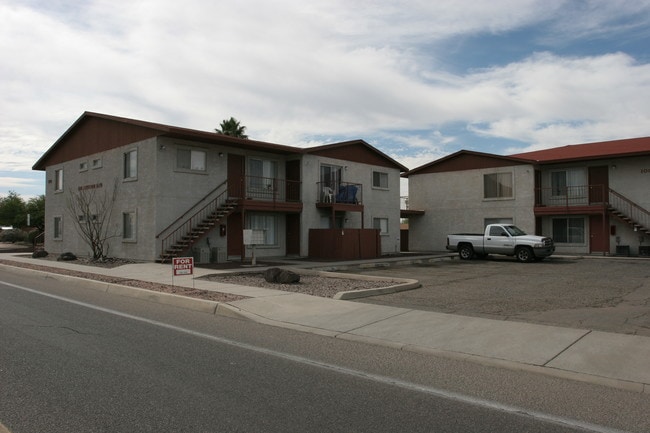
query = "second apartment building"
xmin=405 ymin=137 xmax=650 ymax=256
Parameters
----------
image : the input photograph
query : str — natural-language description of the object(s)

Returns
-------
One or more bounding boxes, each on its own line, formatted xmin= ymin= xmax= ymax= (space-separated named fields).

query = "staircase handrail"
xmin=608 ymin=188 xmax=650 ymax=231
xmin=159 ymin=187 xmax=234 ymax=259
xmin=32 ymin=231 xmax=45 ymax=249
xmin=156 ymin=180 xmax=228 ymax=239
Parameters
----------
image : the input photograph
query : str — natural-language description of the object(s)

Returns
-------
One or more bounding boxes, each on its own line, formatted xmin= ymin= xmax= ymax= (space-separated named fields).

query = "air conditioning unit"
xmin=211 ymin=247 xmax=227 ymax=263
xmin=199 ymin=247 xmax=211 ymax=264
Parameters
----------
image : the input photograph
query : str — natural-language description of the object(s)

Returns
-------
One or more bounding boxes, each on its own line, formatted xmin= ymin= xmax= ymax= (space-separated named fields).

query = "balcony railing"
xmin=535 ymin=185 xmax=606 ymax=207
xmin=230 ymin=176 xmax=301 ymax=202
xmin=317 ymin=181 xmax=363 ymax=204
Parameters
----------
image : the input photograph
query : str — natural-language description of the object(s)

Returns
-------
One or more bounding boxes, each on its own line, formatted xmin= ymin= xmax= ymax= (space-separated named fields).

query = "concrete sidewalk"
xmin=1 ymin=251 xmax=649 ymax=394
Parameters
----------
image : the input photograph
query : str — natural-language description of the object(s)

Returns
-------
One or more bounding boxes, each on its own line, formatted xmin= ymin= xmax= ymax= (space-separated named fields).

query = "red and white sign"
xmin=172 ymin=257 xmax=194 ymax=276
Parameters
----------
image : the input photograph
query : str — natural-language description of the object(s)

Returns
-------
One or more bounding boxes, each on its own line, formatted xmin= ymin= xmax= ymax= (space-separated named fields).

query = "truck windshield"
xmin=504 ymin=225 xmax=527 ymax=236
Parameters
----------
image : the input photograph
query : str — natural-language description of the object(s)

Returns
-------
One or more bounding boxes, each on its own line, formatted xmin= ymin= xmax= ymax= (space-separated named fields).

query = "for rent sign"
xmin=172 ymin=257 xmax=194 ymax=276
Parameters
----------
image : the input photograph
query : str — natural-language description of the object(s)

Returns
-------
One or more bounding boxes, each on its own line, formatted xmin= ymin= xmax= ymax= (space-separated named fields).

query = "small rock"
xmin=58 ymin=252 xmax=77 ymax=261
xmin=277 ymin=269 xmax=300 ymax=284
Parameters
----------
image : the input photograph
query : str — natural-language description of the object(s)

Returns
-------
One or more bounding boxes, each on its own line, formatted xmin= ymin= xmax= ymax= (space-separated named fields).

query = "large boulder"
xmin=264 ymin=267 xmax=283 ymax=283
xmin=263 ymin=267 xmax=300 ymax=284
xmin=276 ymin=269 xmax=300 ymax=284
xmin=32 ymin=250 xmax=48 ymax=258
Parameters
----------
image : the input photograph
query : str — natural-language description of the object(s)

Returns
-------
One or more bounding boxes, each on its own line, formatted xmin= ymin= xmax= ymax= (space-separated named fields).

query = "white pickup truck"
xmin=446 ymin=224 xmax=555 ymax=262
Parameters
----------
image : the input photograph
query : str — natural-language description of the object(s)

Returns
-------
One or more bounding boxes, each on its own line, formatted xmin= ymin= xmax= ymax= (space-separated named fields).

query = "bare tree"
xmin=66 ymin=179 xmax=119 ymax=260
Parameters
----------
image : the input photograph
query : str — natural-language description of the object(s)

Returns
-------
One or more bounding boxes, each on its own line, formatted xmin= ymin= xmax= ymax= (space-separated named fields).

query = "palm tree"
xmin=215 ymin=117 xmax=248 ymax=138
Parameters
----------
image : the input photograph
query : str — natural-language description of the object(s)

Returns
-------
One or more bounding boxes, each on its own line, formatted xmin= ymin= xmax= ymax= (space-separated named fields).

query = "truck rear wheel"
xmin=515 ymin=246 xmax=534 ymax=263
xmin=458 ymin=244 xmax=474 ymax=260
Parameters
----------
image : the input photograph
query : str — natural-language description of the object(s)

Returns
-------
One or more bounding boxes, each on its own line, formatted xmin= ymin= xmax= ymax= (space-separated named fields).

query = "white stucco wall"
xmin=407 ymin=164 xmax=537 ymax=252
xmin=608 ymin=156 xmax=650 ymax=254
xmin=407 ymin=156 xmax=649 ymax=256
xmin=534 ymin=158 xmax=650 ymax=255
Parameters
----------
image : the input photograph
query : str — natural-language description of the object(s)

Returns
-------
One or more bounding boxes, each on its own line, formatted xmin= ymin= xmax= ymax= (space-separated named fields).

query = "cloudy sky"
xmin=2 ymin=0 xmax=650 ymax=199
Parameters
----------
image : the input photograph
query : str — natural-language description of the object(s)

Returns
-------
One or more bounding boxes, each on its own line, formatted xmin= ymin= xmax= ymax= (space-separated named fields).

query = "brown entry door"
xmin=228 ymin=153 xmax=245 ymax=198
xmin=589 ymin=215 xmax=609 ymax=254
xmin=588 ymin=166 xmax=609 ymax=204
xmin=286 ymin=214 xmax=300 ymax=255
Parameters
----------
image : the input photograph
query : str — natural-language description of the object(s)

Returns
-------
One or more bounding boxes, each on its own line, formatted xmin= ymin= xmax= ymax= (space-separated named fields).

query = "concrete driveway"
xmin=348 ymin=256 xmax=650 ymax=337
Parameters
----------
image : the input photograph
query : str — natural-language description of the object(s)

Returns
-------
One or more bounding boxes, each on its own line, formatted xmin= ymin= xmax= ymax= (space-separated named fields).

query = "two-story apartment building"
xmin=405 ymin=137 xmax=650 ymax=256
xmin=33 ymin=112 xmax=407 ymax=262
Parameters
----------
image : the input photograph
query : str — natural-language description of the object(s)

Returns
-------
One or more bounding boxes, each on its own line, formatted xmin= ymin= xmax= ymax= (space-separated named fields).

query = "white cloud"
xmin=463 ymin=52 xmax=650 ymax=148
xmin=1 ymin=0 xmax=650 ymax=193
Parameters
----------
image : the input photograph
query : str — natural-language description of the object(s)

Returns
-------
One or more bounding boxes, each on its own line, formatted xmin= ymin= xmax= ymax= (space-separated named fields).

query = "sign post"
xmin=243 ymin=229 xmax=265 ymax=266
xmin=172 ymin=257 xmax=194 ymax=288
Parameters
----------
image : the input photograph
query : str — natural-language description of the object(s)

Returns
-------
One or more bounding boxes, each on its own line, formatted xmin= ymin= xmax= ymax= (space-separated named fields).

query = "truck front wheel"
xmin=515 ymin=246 xmax=534 ymax=263
xmin=458 ymin=244 xmax=475 ymax=260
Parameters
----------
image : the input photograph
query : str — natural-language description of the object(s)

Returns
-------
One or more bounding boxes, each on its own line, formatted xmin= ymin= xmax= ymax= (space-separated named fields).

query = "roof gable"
xmin=33 ymin=112 xmax=167 ymax=170
xmin=404 ymin=150 xmax=532 ymax=177
xmin=33 ymin=112 xmax=302 ymax=170
xmin=303 ymin=140 xmax=408 ymax=172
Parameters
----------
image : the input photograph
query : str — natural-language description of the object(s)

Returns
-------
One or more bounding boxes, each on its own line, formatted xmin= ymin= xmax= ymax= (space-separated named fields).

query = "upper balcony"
xmin=230 ymin=175 xmax=302 ymax=212
xmin=534 ymin=184 xmax=607 ymax=215
xmin=315 ymin=181 xmax=364 ymax=212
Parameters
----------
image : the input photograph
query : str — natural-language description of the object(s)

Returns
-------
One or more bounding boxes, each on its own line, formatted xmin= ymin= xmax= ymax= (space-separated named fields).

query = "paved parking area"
xmin=349 ymin=256 xmax=650 ymax=336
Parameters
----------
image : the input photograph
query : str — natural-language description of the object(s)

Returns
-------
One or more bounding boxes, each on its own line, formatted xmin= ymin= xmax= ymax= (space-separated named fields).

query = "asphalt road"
xmin=349 ymin=256 xmax=650 ymax=336
xmin=1 ymin=268 xmax=649 ymax=432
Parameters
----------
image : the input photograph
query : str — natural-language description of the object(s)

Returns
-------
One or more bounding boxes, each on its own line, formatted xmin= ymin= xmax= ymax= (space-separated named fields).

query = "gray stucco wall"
xmin=43 ymin=137 xmax=159 ymax=260
xmin=300 ymin=154 xmax=402 ymax=256
xmin=43 ymin=136 xmax=405 ymax=261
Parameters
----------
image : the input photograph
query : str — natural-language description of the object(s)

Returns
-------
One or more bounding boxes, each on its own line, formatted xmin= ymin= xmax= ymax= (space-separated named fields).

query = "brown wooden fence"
xmin=308 ymin=229 xmax=380 ymax=260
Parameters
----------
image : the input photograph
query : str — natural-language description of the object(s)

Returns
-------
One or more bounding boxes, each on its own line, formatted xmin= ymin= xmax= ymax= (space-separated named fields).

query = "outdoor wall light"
xmin=159 ymin=144 xmax=166 ymax=151
xmin=612 ymin=164 xmax=616 ymax=170
xmin=218 ymin=152 xmax=224 ymax=157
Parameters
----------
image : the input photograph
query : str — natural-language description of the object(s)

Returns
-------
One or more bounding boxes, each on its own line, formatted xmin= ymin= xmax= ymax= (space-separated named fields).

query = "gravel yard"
xmin=198 ymin=272 xmax=397 ymax=298
xmin=346 ymin=256 xmax=650 ymax=336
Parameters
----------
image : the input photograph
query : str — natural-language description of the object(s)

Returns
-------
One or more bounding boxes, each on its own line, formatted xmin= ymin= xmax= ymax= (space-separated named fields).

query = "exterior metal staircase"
xmin=607 ymin=189 xmax=650 ymax=235
xmin=157 ymin=181 xmax=238 ymax=262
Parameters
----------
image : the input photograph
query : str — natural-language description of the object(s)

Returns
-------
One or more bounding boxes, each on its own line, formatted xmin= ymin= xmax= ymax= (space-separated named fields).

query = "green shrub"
xmin=0 ymin=229 xmax=26 ymax=243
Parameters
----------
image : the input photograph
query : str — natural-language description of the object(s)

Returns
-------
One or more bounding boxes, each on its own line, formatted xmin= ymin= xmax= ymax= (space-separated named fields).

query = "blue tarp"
xmin=336 ymin=185 xmax=358 ymax=204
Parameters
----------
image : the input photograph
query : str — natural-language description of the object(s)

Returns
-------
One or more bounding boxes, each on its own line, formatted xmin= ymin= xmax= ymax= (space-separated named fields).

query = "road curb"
xmin=1 ymin=263 xmax=221 ymax=314
xmin=106 ymin=285 xmax=219 ymax=314
xmin=334 ymin=280 xmax=421 ymax=300
xmin=275 ymin=266 xmax=421 ymax=300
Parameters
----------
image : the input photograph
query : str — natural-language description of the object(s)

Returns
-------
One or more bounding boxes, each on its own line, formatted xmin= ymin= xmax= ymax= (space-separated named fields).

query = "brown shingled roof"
xmin=33 ymin=112 xmax=408 ymax=172
xmin=510 ymin=136 xmax=650 ymax=163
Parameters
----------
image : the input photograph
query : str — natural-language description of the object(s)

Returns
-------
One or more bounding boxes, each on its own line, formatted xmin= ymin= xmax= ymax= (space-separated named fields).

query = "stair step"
xmin=160 ymin=191 xmax=239 ymax=260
